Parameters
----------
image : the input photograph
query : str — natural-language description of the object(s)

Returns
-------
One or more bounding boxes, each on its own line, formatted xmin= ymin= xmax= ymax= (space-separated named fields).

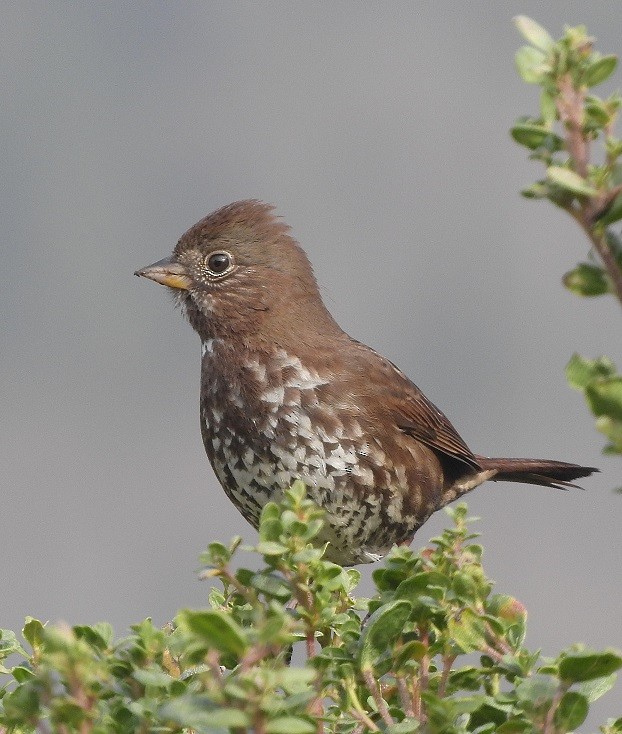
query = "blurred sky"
xmin=2 ymin=1 xmax=621 ymax=724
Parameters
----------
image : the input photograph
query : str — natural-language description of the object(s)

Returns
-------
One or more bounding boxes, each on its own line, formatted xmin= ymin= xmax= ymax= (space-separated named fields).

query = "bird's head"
xmin=135 ymin=200 xmax=332 ymax=342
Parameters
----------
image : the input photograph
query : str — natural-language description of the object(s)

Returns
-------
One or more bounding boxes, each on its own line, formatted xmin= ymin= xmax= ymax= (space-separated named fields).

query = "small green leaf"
xmin=266 ymin=716 xmax=316 ymax=734
xmin=515 ymin=675 xmax=558 ymax=711
xmin=586 ymin=378 xmax=622 ymax=421
xmin=521 ymin=181 xmax=550 ymax=199
xmin=256 ymin=541 xmax=289 ymax=556
xmin=160 ymin=695 xmax=248 ymax=731
xmin=563 ymin=263 xmax=609 ymax=296
xmin=133 ymin=667 xmax=174 ymax=689
xmin=259 ymin=517 xmax=284 ymax=542
xmin=178 ymin=610 xmax=248 ymax=657
xmin=558 ymin=649 xmax=622 ymax=682
xmin=546 ymin=166 xmax=597 ymax=196
xmin=260 ymin=501 xmax=282 ymax=525
xmin=0 ymin=628 xmax=28 ymax=659
xmin=386 ymin=719 xmax=421 ymax=734
xmin=73 ymin=623 xmax=113 ymax=650
xmin=511 ymin=123 xmax=563 ymax=151
xmin=597 ymin=415 xmax=622 ymax=454
xmin=578 ymin=672 xmax=618 ymax=702
xmin=2 ymin=682 xmax=40 ymax=719
xmin=585 ymin=97 xmax=611 ymax=125
xmin=448 ymin=609 xmax=488 ymax=653
xmin=598 ymin=191 xmax=622 ymax=225
xmin=22 ymin=618 xmax=45 ymax=652
xmin=514 ymin=16 xmax=554 ymax=51
xmin=566 ymin=353 xmax=617 ymax=389
xmin=250 ymin=572 xmax=292 ymax=600
xmin=540 ymin=89 xmax=557 ymax=124
xmin=554 ymin=691 xmax=589 ymax=730
xmin=287 ymin=479 xmax=307 ymax=503
xmin=202 ymin=542 xmax=231 ymax=566
xmin=496 ymin=718 xmax=533 ymax=733
xmin=357 ymin=599 xmax=412 ymax=671
xmin=394 ymin=640 xmax=427 ymax=669
xmin=11 ymin=666 xmax=35 ymax=683
xmin=515 ymin=46 xmax=548 ymax=84
xmin=584 ymin=55 xmax=618 ymax=87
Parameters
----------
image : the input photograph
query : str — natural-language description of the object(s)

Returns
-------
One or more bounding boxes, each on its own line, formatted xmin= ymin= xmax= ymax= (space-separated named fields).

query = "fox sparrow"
xmin=135 ymin=200 xmax=596 ymax=565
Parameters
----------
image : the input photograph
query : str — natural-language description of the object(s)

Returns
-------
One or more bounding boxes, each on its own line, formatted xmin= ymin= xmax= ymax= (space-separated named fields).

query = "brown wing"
xmin=395 ymin=383 xmax=481 ymax=470
xmin=348 ymin=340 xmax=481 ymax=471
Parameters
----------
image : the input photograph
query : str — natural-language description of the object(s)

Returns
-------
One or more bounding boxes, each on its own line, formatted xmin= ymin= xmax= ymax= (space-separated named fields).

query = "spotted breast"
xmin=199 ymin=338 xmax=442 ymax=565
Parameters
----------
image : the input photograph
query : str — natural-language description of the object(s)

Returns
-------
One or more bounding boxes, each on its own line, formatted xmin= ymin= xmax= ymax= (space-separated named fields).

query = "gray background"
xmin=3 ymin=1 xmax=621 ymax=725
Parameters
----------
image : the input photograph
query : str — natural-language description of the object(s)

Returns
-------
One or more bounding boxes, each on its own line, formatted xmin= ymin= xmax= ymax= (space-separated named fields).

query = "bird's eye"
xmin=206 ymin=251 xmax=234 ymax=277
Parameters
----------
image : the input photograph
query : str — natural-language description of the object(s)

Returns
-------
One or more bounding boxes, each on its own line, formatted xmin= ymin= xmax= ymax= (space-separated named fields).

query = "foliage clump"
xmin=1 ymin=483 xmax=620 ymax=733
xmin=512 ymin=16 xmax=622 ymax=455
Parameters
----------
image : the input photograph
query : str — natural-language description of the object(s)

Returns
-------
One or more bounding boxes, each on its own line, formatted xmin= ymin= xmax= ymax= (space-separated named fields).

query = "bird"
xmin=135 ymin=200 xmax=597 ymax=565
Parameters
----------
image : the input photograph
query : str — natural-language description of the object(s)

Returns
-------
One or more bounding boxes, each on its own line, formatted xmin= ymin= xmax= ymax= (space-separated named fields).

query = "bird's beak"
xmin=134 ymin=257 xmax=191 ymax=290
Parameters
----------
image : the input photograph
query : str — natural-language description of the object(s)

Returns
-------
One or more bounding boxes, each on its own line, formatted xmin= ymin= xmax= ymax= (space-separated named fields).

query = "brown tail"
xmin=475 ymin=456 xmax=598 ymax=490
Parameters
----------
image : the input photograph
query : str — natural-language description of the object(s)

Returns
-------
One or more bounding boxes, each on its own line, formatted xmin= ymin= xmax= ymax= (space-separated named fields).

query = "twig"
xmin=556 ymin=74 xmax=589 ymax=178
xmin=542 ymin=684 xmax=567 ymax=734
xmin=577 ymin=217 xmax=622 ymax=306
xmin=362 ymin=669 xmax=394 ymax=728
xmin=396 ymin=676 xmax=416 ymax=718
xmin=438 ymin=654 xmax=457 ymax=697
xmin=349 ymin=708 xmax=380 ymax=732
xmin=555 ymin=71 xmax=622 ymax=307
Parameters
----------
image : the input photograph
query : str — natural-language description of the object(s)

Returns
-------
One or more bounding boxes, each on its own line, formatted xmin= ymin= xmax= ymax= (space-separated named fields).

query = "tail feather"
xmin=475 ymin=456 xmax=598 ymax=490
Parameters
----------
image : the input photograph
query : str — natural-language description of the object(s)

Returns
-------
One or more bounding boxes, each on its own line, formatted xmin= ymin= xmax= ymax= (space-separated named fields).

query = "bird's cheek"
xmin=193 ymin=291 xmax=217 ymax=318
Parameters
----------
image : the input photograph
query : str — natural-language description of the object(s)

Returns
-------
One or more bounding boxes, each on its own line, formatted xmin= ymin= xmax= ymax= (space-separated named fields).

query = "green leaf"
xmin=554 ymin=691 xmax=589 ymax=730
xmin=448 ymin=609 xmax=488 ymax=653
xmin=521 ymin=181 xmax=550 ymax=199
xmin=546 ymin=166 xmax=597 ymax=196
xmin=287 ymin=479 xmax=307 ymax=503
xmin=566 ymin=353 xmax=617 ymax=389
xmin=203 ymin=541 xmax=231 ymax=566
xmin=2 ymin=681 xmax=40 ymax=719
xmin=357 ymin=599 xmax=412 ymax=671
xmin=563 ymin=263 xmax=609 ymax=296
xmin=540 ymin=89 xmax=557 ymax=124
xmin=160 ymin=695 xmax=248 ymax=731
xmin=250 ymin=572 xmax=292 ymax=600
xmin=394 ymin=640 xmax=428 ymax=669
xmin=515 ymin=46 xmax=548 ymax=84
xmin=598 ymin=191 xmax=622 ymax=225
xmin=515 ymin=675 xmax=558 ymax=712
xmin=387 ymin=719 xmax=421 ymax=734
xmin=395 ymin=571 xmax=449 ymax=601
xmin=585 ymin=97 xmax=611 ymax=126
xmin=597 ymin=415 xmax=622 ymax=454
xmin=265 ymin=716 xmax=316 ymax=734
xmin=73 ymin=622 xmax=114 ymax=650
xmin=178 ymin=610 xmax=248 ymax=657
xmin=260 ymin=501 xmax=281 ymax=522
xmin=496 ymin=718 xmax=533 ymax=733
xmin=22 ymin=618 xmax=45 ymax=652
xmin=578 ymin=671 xmax=618 ymax=702
xmin=11 ymin=666 xmax=35 ymax=683
xmin=513 ymin=16 xmax=554 ymax=51
xmin=584 ymin=55 xmax=618 ymax=87
xmin=133 ymin=666 xmax=174 ymax=689
xmin=586 ymin=377 xmax=622 ymax=421
xmin=0 ymin=628 xmax=28 ymax=659
xmin=256 ymin=541 xmax=289 ymax=556
xmin=558 ymin=649 xmax=622 ymax=682
xmin=510 ymin=123 xmax=563 ymax=151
